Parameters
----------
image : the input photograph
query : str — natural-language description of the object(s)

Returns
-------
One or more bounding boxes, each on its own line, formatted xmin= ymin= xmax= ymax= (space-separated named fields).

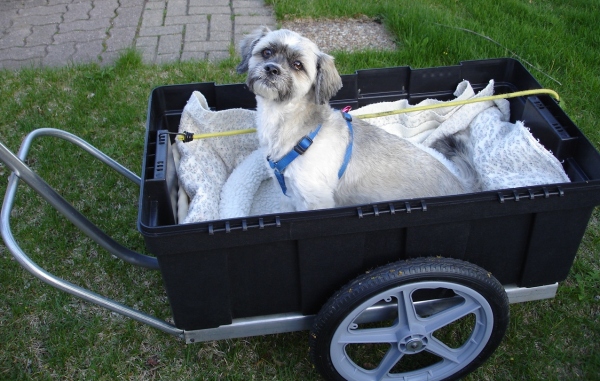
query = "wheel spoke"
xmin=397 ymin=289 xmax=420 ymax=330
xmin=426 ymin=338 xmax=461 ymax=364
xmin=374 ymin=346 xmax=404 ymax=380
xmin=424 ymin=297 xmax=481 ymax=334
xmin=337 ymin=327 xmax=399 ymax=344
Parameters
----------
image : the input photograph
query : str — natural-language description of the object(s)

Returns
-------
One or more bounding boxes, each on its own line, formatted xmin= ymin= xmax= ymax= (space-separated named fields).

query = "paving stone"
xmin=232 ymin=7 xmax=273 ymax=16
xmin=156 ymin=53 xmax=180 ymax=64
xmin=141 ymin=9 xmax=164 ymax=28
xmin=0 ymin=58 xmax=42 ymax=70
xmin=1 ymin=0 xmax=277 ymax=68
xmin=184 ymin=23 xmax=209 ymax=42
xmin=190 ymin=0 xmax=230 ymax=6
xmin=166 ymin=0 xmax=187 ymax=17
xmin=89 ymin=0 xmax=119 ymax=18
xmin=2 ymin=45 xmax=47 ymax=61
xmin=0 ymin=28 xmax=31 ymax=49
xmin=234 ymin=15 xmax=275 ymax=26
xmin=185 ymin=40 xmax=230 ymax=52
xmin=105 ymin=27 xmax=137 ymax=52
xmin=0 ymin=9 xmax=18 ymax=29
xmin=164 ymin=15 xmax=199 ymax=26
xmin=47 ymin=0 xmax=73 ymax=5
xmin=26 ymin=24 xmax=58 ymax=46
xmin=207 ymin=50 xmax=230 ymax=62
xmin=181 ymin=51 xmax=206 ymax=61
xmin=63 ymin=2 xmax=92 ymax=22
xmin=12 ymin=13 xmax=62 ymax=28
xmin=120 ymin=0 xmax=146 ymax=8
xmin=44 ymin=42 xmax=76 ymax=66
xmin=53 ymin=29 xmax=107 ymax=44
xmin=189 ymin=6 xmax=231 ymax=15
xmin=113 ymin=5 xmax=143 ymax=28
xmin=16 ymin=4 xmax=67 ymax=17
xmin=157 ymin=34 xmax=182 ymax=54
xmin=136 ymin=36 xmax=159 ymax=47
xmin=144 ymin=1 xmax=167 ymax=11
xmin=209 ymin=31 xmax=232 ymax=42
xmin=59 ymin=18 xmax=112 ymax=33
xmin=137 ymin=45 xmax=157 ymax=63
xmin=72 ymin=39 xmax=104 ymax=63
xmin=232 ymin=0 xmax=268 ymax=6
xmin=210 ymin=14 xmax=232 ymax=33
xmin=138 ymin=25 xmax=183 ymax=37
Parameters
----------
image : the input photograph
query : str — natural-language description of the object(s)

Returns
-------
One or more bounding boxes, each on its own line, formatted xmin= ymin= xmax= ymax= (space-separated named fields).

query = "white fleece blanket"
xmin=176 ymin=81 xmax=569 ymax=223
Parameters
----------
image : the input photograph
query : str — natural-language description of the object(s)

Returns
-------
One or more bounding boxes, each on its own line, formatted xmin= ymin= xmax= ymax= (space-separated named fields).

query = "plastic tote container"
xmin=138 ymin=58 xmax=600 ymax=331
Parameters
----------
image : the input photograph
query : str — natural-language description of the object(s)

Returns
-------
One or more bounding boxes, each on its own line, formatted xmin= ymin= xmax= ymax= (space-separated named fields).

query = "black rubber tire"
xmin=309 ymin=257 xmax=509 ymax=381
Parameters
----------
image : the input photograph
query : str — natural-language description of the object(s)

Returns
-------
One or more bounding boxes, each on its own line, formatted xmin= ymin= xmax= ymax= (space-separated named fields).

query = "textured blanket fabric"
xmin=176 ymin=83 xmax=569 ymax=224
xmin=176 ymin=91 xmax=292 ymax=223
xmin=350 ymin=80 xmax=569 ymax=191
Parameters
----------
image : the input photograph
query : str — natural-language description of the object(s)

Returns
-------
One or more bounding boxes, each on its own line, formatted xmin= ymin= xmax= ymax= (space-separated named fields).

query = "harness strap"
xmin=338 ymin=112 xmax=353 ymax=179
xmin=267 ymin=125 xmax=322 ymax=195
xmin=267 ymin=111 xmax=354 ymax=195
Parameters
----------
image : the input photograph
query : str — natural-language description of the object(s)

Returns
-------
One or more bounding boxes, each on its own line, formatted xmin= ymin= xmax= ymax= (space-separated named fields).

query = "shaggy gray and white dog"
xmin=237 ymin=26 xmax=479 ymax=211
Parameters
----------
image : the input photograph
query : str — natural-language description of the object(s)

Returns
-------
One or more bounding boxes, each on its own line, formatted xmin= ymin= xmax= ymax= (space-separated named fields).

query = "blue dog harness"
xmin=267 ymin=112 xmax=354 ymax=195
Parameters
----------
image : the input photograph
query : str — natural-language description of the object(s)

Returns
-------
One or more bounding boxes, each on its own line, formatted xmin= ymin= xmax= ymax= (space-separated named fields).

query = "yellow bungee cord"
xmin=174 ymin=89 xmax=559 ymax=142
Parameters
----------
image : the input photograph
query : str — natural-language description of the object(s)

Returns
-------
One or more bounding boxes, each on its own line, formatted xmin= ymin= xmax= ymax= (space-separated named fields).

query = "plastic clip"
xmin=180 ymin=131 xmax=195 ymax=143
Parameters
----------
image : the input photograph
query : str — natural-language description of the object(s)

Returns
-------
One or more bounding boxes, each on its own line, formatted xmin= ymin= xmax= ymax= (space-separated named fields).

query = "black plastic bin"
xmin=138 ymin=58 xmax=600 ymax=331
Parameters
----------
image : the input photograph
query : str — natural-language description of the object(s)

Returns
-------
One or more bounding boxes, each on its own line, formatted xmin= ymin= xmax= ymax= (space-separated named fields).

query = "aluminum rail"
xmin=1 ymin=128 xmax=158 ymax=269
xmin=0 ymin=129 xmax=181 ymax=337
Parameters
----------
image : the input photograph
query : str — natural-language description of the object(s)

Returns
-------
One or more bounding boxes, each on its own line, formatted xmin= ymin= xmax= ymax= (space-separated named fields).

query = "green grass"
xmin=1 ymin=0 xmax=599 ymax=379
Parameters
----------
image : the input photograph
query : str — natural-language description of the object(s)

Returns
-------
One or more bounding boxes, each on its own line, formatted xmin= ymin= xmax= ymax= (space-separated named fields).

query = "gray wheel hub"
xmin=399 ymin=334 xmax=428 ymax=354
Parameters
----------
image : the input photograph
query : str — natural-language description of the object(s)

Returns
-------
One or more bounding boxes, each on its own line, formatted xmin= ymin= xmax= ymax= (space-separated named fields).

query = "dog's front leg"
xmin=287 ymin=172 xmax=337 ymax=211
xmin=296 ymin=192 xmax=336 ymax=211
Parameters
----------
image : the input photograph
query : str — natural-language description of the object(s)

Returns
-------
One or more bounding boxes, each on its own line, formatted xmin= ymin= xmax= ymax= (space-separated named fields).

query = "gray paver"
xmin=72 ymin=40 xmax=104 ymax=63
xmin=12 ymin=13 xmax=63 ymax=28
xmin=185 ymin=23 xmax=209 ymax=42
xmin=157 ymin=34 xmax=182 ymax=55
xmin=53 ymin=29 xmax=107 ymax=44
xmin=0 ymin=28 xmax=31 ymax=49
xmin=17 ymin=4 xmax=67 ymax=17
xmin=1 ymin=0 xmax=276 ymax=69
xmin=63 ymin=2 xmax=92 ymax=22
xmin=189 ymin=6 xmax=231 ymax=15
xmin=44 ymin=43 xmax=76 ymax=67
xmin=27 ymin=24 xmax=59 ymax=47
xmin=191 ymin=0 xmax=230 ymax=6
xmin=105 ymin=27 xmax=137 ymax=52
xmin=113 ymin=6 xmax=143 ymax=28
xmin=59 ymin=18 xmax=112 ymax=33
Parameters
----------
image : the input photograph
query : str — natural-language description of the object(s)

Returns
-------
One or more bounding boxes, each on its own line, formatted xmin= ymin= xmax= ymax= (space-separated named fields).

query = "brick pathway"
xmin=0 ymin=0 xmax=276 ymax=70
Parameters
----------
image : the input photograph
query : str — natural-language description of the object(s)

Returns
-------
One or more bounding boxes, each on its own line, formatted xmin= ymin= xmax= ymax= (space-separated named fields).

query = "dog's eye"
xmin=292 ymin=61 xmax=303 ymax=71
xmin=262 ymin=49 xmax=273 ymax=58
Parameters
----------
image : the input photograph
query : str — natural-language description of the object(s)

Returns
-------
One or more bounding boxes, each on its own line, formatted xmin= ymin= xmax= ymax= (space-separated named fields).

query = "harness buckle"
xmin=293 ymin=136 xmax=313 ymax=154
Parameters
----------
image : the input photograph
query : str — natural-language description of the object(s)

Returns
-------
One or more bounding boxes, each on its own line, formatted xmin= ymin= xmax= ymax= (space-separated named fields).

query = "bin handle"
xmin=0 ymin=129 xmax=182 ymax=338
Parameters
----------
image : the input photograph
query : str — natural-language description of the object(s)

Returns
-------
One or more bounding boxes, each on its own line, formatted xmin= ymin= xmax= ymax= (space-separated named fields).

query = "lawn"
xmin=1 ymin=0 xmax=599 ymax=380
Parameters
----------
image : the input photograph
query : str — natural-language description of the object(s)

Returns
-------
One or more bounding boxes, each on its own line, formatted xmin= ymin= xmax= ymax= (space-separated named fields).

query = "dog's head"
xmin=236 ymin=27 xmax=343 ymax=104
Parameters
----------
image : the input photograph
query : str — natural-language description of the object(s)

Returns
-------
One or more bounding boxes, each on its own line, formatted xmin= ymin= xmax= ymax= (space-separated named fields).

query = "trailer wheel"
xmin=309 ymin=257 xmax=509 ymax=381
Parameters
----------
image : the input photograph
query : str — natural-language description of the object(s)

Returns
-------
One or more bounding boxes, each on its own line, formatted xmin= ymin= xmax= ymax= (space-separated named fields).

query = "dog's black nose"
xmin=264 ymin=63 xmax=279 ymax=75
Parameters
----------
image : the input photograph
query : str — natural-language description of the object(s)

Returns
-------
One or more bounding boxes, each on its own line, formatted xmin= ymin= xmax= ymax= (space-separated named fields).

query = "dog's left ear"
xmin=315 ymin=53 xmax=343 ymax=105
xmin=236 ymin=26 xmax=271 ymax=74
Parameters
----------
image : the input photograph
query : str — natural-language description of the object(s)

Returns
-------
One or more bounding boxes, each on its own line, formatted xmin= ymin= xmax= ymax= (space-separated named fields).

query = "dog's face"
xmin=237 ymin=27 xmax=342 ymax=104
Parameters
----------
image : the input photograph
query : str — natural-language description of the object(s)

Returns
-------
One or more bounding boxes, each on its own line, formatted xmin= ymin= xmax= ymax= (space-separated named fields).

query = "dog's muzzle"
xmin=264 ymin=63 xmax=280 ymax=76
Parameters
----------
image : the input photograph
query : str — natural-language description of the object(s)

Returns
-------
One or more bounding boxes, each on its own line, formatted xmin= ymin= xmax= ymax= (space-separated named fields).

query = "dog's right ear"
xmin=236 ymin=26 xmax=271 ymax=74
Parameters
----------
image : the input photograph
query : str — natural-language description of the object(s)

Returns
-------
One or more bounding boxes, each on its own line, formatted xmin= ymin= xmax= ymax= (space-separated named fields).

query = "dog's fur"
xmin=237 ymin=27 xmax=479 ymax=211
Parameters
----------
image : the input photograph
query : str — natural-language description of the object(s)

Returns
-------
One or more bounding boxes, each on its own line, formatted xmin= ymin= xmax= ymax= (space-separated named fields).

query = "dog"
xmin=237 ymin=26 xmax=479 ymax=211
